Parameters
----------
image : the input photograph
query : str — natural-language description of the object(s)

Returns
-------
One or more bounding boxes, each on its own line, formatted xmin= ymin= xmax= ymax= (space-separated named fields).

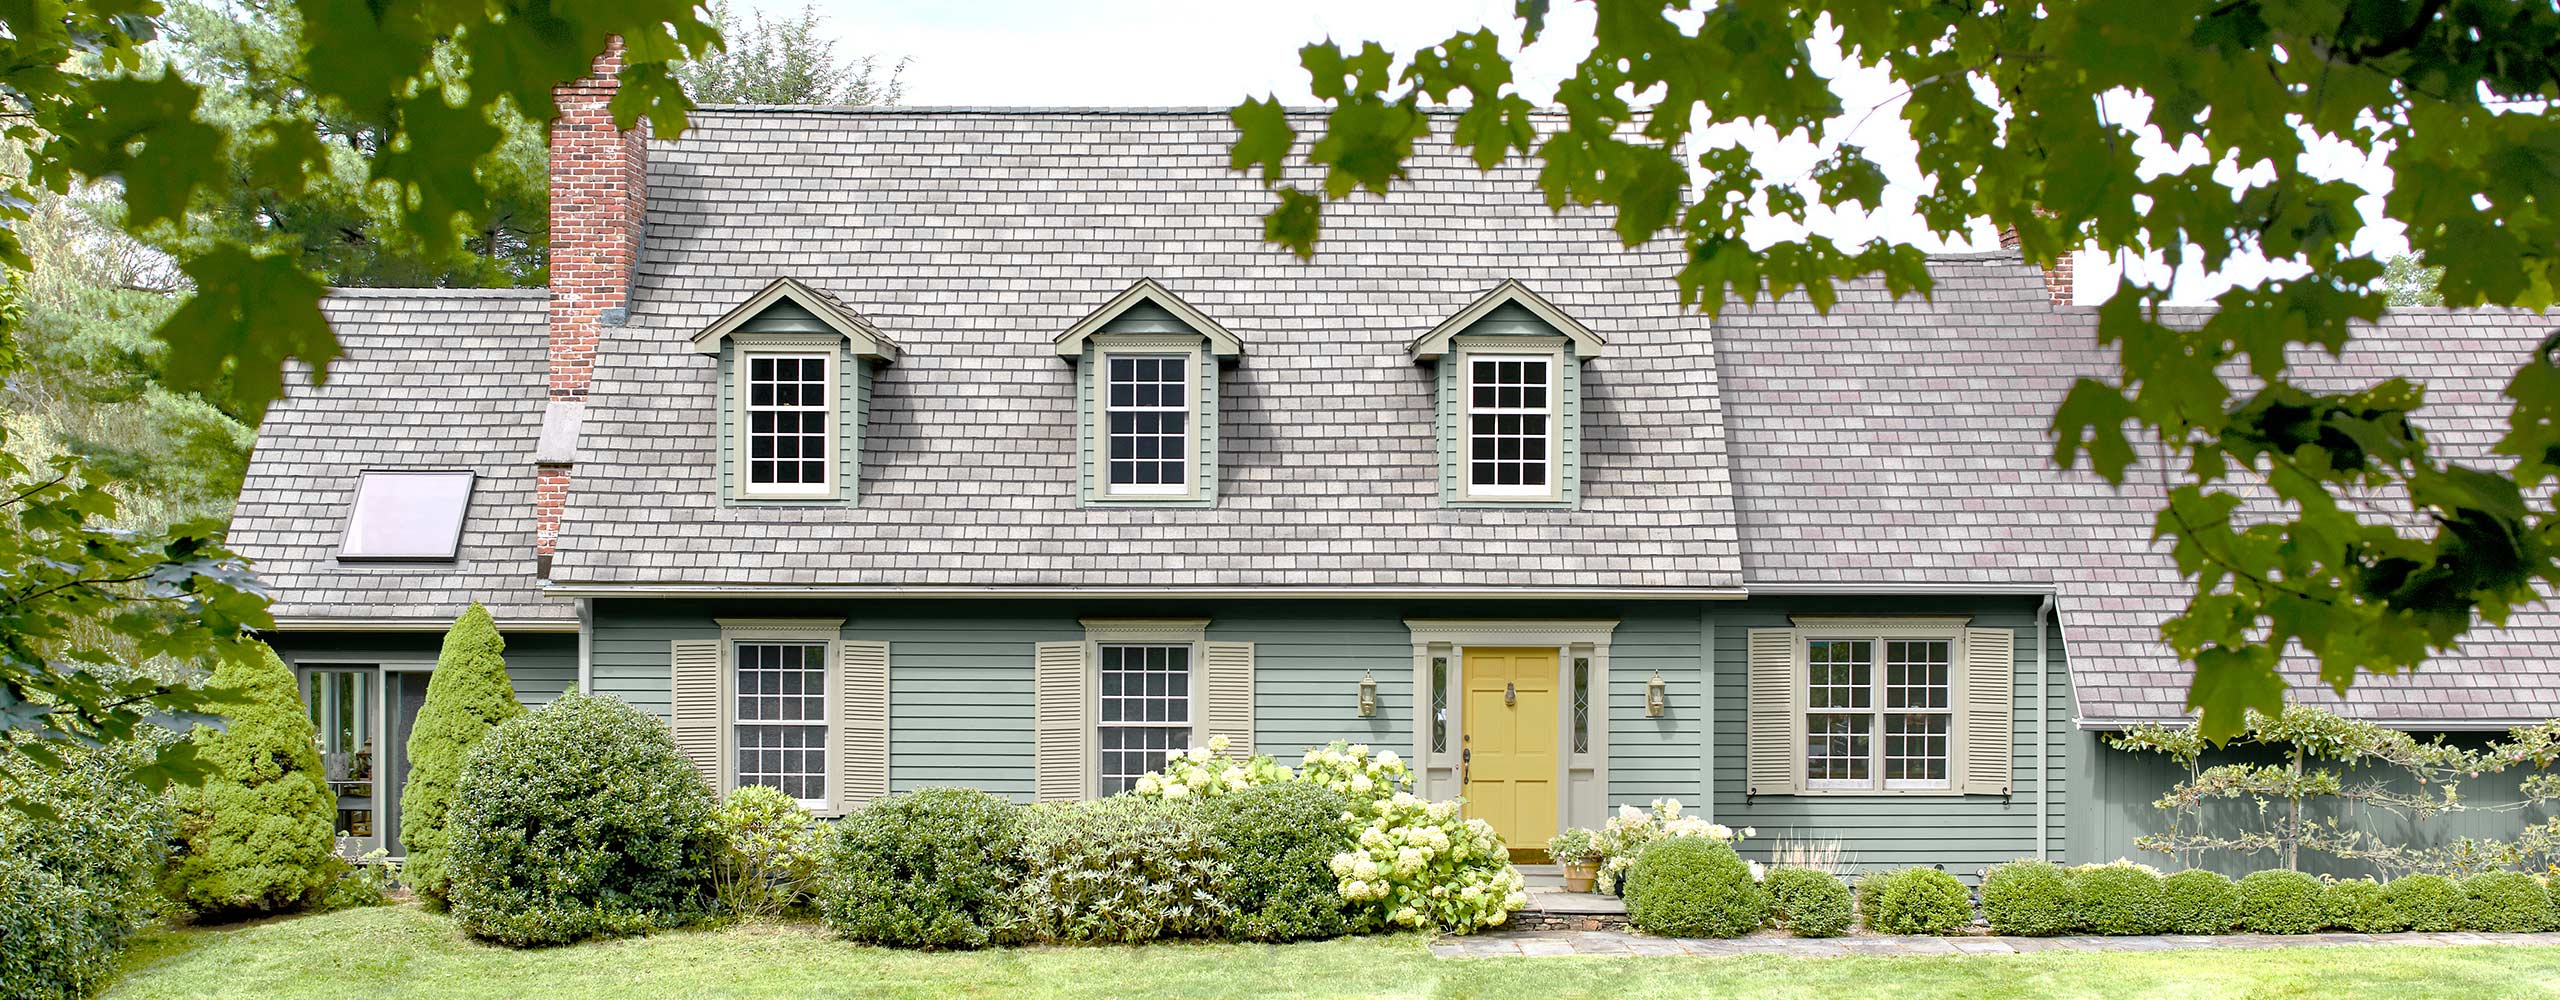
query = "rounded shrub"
xmin=2075 ymin=863 xmax=2169 ymax=935
xmin=2387 ymin=873 xmax=2463 ymax=932
xmin=1014 ymin=795 xmax=1231 ymax=943
xmin=1622 ymin=836 xmax=1767 ymax=939
xmin=2458 ymin=870 xmax=2553 ymax=933
xmin=446 ymin=693 xmax=720 ymax=946
xmin=1981 ymin=861 xmax=2080 ymax=936
xmin=1764 ymin=867 xmax=1852 ymax=938
xmin=2235 ymin=870 xmax=2326 ymax=934
xmin=399 ymin=603 xmax=525 ymax=907
xmin=162 ymin=646 xmax=338 ymax=920
xmin=2322 ymin=877 xmax=2404 ymax=933
xmin=1198 ymin=781 xmax=1352 ymax=941
xmin=711 ymin=785 xmax=821 ymax=919
xmin=1861 ymin=867 xmax=1973 ymax=936
xmin=2160 ymin=869 xmax=2241 ymax=934
xmin=0 ymin=738 xmax=173 ymax=1000
xmin=819 ymin=786 xmax=1025 ymax=949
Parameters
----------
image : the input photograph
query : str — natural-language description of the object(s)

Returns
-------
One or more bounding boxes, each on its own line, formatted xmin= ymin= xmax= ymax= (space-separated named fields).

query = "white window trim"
xmin=1095 ymin=346 xmax=1201 ymax=500
xmin=736 ymin=347 xmax=838 ymax=499
xmin=716 ymin=618 xmax=843 ymax=811
xmin=1792 ymin=617 xmax=1967 ymax=796
xmin=1456 ymin=349 xmax=1562 ymax=502
xmin=1082 ymin=618 xmax=1206 ymax=795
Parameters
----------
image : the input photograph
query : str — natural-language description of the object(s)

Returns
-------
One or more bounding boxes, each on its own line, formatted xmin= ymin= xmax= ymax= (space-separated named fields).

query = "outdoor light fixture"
xmin=1645 ymin=671 xmax=1668 ymax=717
xmin=1357 ymin=671 xmax=1379 ymax=718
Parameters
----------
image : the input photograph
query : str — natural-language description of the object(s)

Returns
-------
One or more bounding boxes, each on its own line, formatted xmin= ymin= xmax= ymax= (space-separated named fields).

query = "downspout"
xmin=576 ymin=597 xmax=594 ymax=695
xmin=2035 ymin=594 xmax=2054 ymax=861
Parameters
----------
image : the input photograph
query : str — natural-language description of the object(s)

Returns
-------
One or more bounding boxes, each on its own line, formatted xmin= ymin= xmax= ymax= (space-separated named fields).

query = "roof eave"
xmin=1051 ymin=277 xmax=1246 ymax=360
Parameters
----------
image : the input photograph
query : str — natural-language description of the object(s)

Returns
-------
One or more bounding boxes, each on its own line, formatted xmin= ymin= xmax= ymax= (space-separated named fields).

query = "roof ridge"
xmin=687 ymin=103 xmax=1597 ymax=117
xmin=324 ymin=286 xmax=549 ymax=298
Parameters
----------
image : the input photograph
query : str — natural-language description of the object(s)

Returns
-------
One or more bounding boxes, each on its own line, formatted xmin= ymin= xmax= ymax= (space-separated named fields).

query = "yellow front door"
xmin=1461 ymin=647 xmax=1559 ymax=857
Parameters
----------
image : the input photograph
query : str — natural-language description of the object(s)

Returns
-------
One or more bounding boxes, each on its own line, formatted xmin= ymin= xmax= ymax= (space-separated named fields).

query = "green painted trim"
xmin=718 ymin=337 xmax=864 ymax=508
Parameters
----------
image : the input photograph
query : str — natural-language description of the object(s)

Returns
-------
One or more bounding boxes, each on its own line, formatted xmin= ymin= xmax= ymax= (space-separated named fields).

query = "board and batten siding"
xmin=269 ymin=631 xmax=578 ymax=706
xmin=1713 ymin=596 xmax=2072 ymax=876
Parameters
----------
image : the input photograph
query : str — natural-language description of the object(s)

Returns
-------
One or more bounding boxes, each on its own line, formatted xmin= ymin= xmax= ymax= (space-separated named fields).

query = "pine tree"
xmin=400 ymin=603 xmax=525 ymax=906
xmin=162 ymin=645 xmax=337 ymax=918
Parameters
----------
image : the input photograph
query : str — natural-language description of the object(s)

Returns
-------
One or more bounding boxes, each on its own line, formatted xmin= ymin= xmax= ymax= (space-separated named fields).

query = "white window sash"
xmin=741 ymin=351 xmax=834 ymax=498
xmin=1803 ymin=636 xmax=1954 ymax=792
xmin=1094 ymin=642 xmax=1197 ymax=793
xmin=1460 ymin=352 xmax=1557 ymax=499
xmin=1100 ymin=352 xmax=1192 ymax=497
xmin=731 ymin=640 xmax=833 ymax=810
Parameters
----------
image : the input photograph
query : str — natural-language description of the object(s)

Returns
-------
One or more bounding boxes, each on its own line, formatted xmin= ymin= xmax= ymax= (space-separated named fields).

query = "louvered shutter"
xmin=671 ymin=639 xmax=724 ymax=791
xmin=1201 ymin=641 xmax=1254 ymax=757
xmin=1960 ymin=628 xmax=2016 ymax=796
xmin=836 ymin=640 xmax=890 ymax=814
xmin=1746 ymin=629 xmax=1798 ymax=795
xmin=1033 ymin=641 xmax=1090 ymax=802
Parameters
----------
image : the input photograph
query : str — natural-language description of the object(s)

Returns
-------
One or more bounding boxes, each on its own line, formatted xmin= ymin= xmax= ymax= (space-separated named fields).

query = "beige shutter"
xmin=671 ymin=639 xmax=724 ymax=791
xmin=1746 ymin=628 xmax=1798 ymax=795
xmin=1033 ymin=641 xmax=1091 ymax=802
xmin=1960 ymin=628 xmax=2017 ymax=795
xmin=835 ymin=640 xmax=890 ymax=814
xmin=1201 ymin=641 xmax=1254 ymax=757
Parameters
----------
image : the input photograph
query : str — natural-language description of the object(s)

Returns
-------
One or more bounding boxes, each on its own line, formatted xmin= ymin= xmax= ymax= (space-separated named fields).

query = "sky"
xmin=738 ymin=0 xmax=2412 ymax=305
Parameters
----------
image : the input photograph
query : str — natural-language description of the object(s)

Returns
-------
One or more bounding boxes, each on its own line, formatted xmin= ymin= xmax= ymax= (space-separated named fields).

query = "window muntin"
xmin=340 ymin=471 xmax=474 ymax=559
xmin=1102 ymin=354 xmax=1189 ymax=496
xmin=743 ymin=353 xmax=833 ymax=496
xmin=1097 ymin=643 xmax=1191 ymax=794
xmin=1463 ymin=354 xmax=1554 ymax=497
xmin=1804 ymin=637 xmax=1953 ymax=791
xmin=734 ymin=641 xmax=829 ymax=805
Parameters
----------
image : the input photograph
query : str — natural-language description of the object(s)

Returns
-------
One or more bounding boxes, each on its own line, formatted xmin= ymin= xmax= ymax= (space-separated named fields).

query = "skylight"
xmin=340 ymin=471 xmax=475 ymax=560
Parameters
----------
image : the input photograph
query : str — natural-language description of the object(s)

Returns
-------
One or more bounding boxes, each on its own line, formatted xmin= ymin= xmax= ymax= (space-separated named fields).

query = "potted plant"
xmin=1548 ymin=828 xmax=1602 ymax=893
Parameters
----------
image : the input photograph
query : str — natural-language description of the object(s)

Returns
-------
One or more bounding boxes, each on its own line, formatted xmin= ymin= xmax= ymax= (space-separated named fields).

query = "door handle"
xmin=1460 ymin=745 xmax=1471 ymax=786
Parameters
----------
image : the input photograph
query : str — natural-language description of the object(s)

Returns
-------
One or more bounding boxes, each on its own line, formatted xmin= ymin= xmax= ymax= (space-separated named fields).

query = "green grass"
xmin=105 ymin=904 xmax=2560 ymax=1000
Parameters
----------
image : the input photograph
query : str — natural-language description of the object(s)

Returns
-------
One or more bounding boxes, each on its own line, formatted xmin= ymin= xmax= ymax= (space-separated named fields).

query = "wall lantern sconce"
xmin=1645 ymin=671 xmax=1668 ymax=717
xmin=1357 ymin=671 xmax=1379 ymax=718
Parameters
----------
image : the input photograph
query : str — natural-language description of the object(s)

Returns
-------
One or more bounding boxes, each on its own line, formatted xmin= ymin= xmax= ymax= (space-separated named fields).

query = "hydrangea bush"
xmin=1296 ymin=741 xmax=1414 ymax=806
xmin=1594 ymin=799 xmax=1751 ymax=895
xmin=1129 ymin=736 xmax=1293 ymax=800
xmin=1330 ymin=792 xmax=1527 ymax=933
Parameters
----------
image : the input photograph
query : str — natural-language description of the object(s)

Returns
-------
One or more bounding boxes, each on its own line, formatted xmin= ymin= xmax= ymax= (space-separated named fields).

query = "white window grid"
xmin=744 ymin=353 xmax=832 ymax=496
xmin=1464 ymin=354 xmax=1554 ymax=497
xmin=1102 ymin=354 xmax=1189 ymax=496
xmin=735 ymin=641 xmax=829 ymax=806
xmin=1097 ymin=643 xmax=1192 ymax=794
xmin=1804 ymin=637 xmax=1954 ymax=791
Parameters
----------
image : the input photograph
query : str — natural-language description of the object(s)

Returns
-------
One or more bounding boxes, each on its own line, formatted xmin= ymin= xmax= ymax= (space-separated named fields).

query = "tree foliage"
xmin=1240 ymin=0 xmax=2560 ymax=739
xmin=2385 ymin=253 xmax=2445 ymax=308
xmin=677 ymin=1 xmax=905 ymax=107
xmin=161 ymin=645 xmax=336 ymax=918
xmin=398 ymin=603 xmax=523 ymax=908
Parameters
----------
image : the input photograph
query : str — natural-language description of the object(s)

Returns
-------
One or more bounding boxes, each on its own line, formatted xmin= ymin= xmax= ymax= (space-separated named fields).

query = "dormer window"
xmin=1411 ymin=280 xmax=1605 ymax=508
xmin=692 ymin=278 xmax=899 ymax=505
xmin=742 ymin=352 xmax=835 ymax=496
xmin=1055 ymin=279 xmax=1244 ymax=506
xmin=1103 ymin=353 xmax=1192 ymax=495
xmin=340 ymin=470 xmax=473 ymax=560
xmin=1465 ymin=354 xmax=1556 ymax=498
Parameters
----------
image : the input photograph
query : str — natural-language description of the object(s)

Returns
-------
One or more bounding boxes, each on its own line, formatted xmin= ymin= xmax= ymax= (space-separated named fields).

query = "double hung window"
xmin=743 ymin=353 xmax=833 ymax=496
xmin=1464 ymin=355 xmax=1555 ymax=497
xmin=735 ymin=641 xmax=829 ymax=805
xmin=1804 ymin=637 xmax=1953 ymax=791
xmin=1096 ymin=643 xmax=1191 ymax=794
xmin=1103 ymin=354 xmax=1189 ymax=496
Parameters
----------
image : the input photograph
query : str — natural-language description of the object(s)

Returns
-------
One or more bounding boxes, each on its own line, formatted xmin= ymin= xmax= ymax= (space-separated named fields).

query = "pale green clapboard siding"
xmin=268 ymin=631 xmax=578 ymax=706
xmin=1201 ymin=607 xmax=1410 ymax=753
xmin=1713 ymin=596 xmax=2072 ymax=876
xmin=1605 ymin=604 xmax=1709 ymax=805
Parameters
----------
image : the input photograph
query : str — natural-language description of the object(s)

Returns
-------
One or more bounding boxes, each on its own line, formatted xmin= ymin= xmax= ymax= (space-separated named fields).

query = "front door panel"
xmin=1461 ymin=647 xmax=1559 ymax=855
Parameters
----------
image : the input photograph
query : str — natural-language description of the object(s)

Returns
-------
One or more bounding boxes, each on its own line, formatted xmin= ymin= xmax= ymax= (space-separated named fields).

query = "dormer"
xmin=696 ymin=278 xmax=900 ymax=503
xmin=1411 ymin=280 xmax=1604 ymax=508
xmin=1055 ymin=279 xmax=1244 ymax=506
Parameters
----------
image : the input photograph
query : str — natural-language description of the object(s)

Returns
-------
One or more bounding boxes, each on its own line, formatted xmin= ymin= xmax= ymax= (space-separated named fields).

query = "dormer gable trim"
xmin=1053 ymin=278 xmax=1245 ymax=361
xmin=691 ymin=277 xmax=902 ymax=362
xmin=1407 ymin=279 xmax=1606 ymax=362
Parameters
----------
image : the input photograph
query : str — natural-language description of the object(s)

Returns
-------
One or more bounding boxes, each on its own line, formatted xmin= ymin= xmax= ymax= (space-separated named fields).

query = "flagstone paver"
xmin=1436 ymin=928 xmax=2560 ymax=959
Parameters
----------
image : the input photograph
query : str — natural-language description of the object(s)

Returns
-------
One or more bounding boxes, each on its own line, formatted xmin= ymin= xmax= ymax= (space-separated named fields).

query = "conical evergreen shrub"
xmin=161 ymin=646 xmax=338 ymax=919
xmin=401 ymin=603 xmax=524 ymax=906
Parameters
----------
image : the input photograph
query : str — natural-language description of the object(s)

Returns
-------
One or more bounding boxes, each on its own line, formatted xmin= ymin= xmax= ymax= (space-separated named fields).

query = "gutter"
xmin=2078 ymin=716 xmax=2550 ymax=733
xmin=1744 ymin=582 xmax=2060 ymax=597
xmin=576 ymin=598 xmax=594 ymax=695
xmin=2035 ymin=594 xmax=2053 ymax=862
xmin=541 ymin=583 xmax=1751 ymax=601
xmin=266 ymin=616 xmax=579 ymax=633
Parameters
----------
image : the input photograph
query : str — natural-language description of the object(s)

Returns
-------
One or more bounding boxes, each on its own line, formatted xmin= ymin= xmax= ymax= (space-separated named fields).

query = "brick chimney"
xmin=535 ymin=38 xmax=648 ymax=565
xmin=1998 ymin=225 xmax=2077 ymax=306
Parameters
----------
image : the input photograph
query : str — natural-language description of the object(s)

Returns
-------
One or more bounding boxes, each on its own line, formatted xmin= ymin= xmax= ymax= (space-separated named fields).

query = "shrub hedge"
xmin=1014 ymin=795 xmax=1231 ymax=944
xmin=2160 ymin=869 xmax=2241 ymax=934
xmin=0 ymin=739 xmax=173 ymax=1000
xmin=1981 ymin=860 xmax=2080 ymax=936
xmin=446 ymin=693 xmax=720 ymax=946
xmin=2234 ymin=870 xmax=2326 ymax=934
xmin=819 ymin=787 xmax=1025 ymax=949
xmin=1861 ymin=867 xmax=1972 ymax=935
xmin=2387 ymin=873 xmax=2463 ymax=932
xmin=2075 ymin=863 xmax=2170 ymax=935
xmin=2321 ymin=877 xmax=2403 ymax=933
xmin=162 ymin=646 xmax=338 ymax=920
xmin=1764 ymin=867 xmax=1852 ymax=938
xmin=1199 ymin=782 xmax=1353 ymax=941
xmin=1622 ymin=837 xmax=1767 ymax=938
xmin=711 ymin=785 xmax=821 ymax=919
xmin=399 ymin=603 xmax=524 ymax=907
xmin=2458 ymin=870 xmax=2553 ymax=933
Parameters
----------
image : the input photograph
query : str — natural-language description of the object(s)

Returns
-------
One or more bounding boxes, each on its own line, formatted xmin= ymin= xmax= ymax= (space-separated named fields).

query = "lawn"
xmin=104 ymin=904 xmax=2560 ymax=1000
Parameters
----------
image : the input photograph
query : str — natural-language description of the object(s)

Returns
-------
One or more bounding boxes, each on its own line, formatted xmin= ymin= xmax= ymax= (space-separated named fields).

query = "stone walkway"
xmin=1433 ymin=928 xmax=2560 ymax=959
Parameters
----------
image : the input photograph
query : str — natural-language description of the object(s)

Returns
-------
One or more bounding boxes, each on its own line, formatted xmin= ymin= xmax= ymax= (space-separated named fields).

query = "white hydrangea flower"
xmin=1161 ymin=782 xmax=1189 ymax=800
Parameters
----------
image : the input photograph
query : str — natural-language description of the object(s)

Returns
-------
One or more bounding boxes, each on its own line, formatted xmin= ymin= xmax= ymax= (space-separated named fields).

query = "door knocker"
xmin=1504 ymin=682 xmax=1516 ymax=707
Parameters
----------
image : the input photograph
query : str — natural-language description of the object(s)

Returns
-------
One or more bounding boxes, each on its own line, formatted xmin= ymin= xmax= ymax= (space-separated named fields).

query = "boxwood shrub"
xmin=2075 ymin=863 xmax=2170 ymax=935
xmin=2321 ymin=877 xmax=2404 ymax=933
xmin=820 ymin=787 xmax=1026 ymax=949
xmin=1764 ymin=867 xmax=1852 ymax=938
xmin=2387 ymin=873 xmax=2463 ymax=932
xmin=1623 ymin=837 xmax=1767 ymax=938
xmin=2458 ymin=870 xmax=2554 ymax=933
xmin=1199 ymin=782 xmax=1353 ymax=941
xmin=2235 ymin=870 xmax=2326 ymax=934
xmin=1013 ymin=795 xmax=1232 ymax=944
xmin=1861 ymin=867 xmax=1972 ymax=936
xmin=2161 ymin=869 xmax=2241 ymax=934
xmin=0 ymin=738 xmax=173 ymax=1000
xmin=1981 ymin=860 xmax=2080 ymax=936
xmin=445 ymin=693 xmax=721 ymax=946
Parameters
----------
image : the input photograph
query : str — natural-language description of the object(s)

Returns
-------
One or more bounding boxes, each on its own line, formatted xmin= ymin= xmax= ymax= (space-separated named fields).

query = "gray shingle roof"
xmin=227 ymin=288 xmax=572 ymax=626
xmin=1715 ymin=254 xmax=2560 ymax=725
xmin=547 ymin=107 xmax=1742 ymax=592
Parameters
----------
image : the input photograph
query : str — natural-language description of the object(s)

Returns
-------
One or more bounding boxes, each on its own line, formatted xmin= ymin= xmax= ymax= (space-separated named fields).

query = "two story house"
xmin=228 ymin=49 xmax=2560 ymax=872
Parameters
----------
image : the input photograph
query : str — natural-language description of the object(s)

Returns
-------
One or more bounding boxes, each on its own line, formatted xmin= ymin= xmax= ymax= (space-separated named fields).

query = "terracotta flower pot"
xmin=1561 ymin=860 xmax=1598 ymax=893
